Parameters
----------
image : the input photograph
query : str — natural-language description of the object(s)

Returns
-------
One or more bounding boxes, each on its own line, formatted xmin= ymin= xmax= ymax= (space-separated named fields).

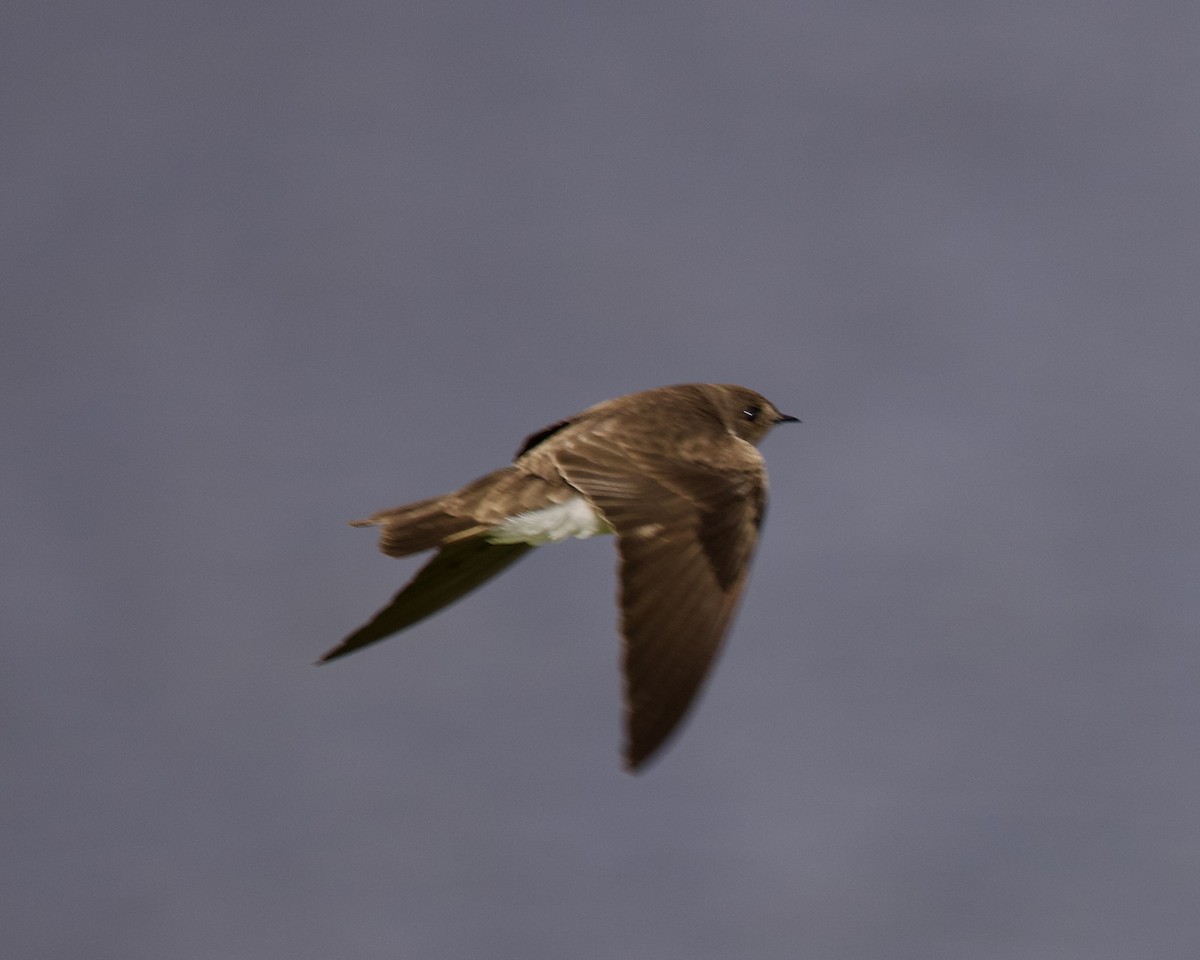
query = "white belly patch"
xmin=487 ymin=496 xmax=613 ymax=545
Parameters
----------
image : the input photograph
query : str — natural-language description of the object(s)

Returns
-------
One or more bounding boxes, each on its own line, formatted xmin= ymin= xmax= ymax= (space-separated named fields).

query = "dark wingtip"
xmin=317 ymin=627 xmax=381 ymax=665
xmin=314 ymin=641 xmax=351 ymax=665
xmin=623 ymin=737 xmax=660 ymax=774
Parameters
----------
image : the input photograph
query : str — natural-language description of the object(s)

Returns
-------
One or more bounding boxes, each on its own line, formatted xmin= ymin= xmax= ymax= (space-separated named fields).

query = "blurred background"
xmin=5 ymin=2 xmax=1199 ymax=957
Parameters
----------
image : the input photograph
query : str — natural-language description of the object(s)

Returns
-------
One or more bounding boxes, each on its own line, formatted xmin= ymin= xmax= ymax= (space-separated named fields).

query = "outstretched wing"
xmin=553 ymin=429 xmax=766 ymax=769
xmin=319 ymin=539 xmax=534 ymax=663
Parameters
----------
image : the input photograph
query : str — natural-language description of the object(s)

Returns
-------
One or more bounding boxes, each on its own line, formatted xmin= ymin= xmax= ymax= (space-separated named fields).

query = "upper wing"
xmin=552 ymin=427 xmax=767 ymax=769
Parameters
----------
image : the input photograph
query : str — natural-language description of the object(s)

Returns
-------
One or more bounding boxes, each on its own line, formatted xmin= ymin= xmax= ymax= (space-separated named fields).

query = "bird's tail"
xmin=352 ymin=496 xmax=489 ymax=557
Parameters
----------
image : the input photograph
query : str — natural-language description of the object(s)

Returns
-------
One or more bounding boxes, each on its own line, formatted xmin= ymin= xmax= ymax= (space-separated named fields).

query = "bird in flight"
xmin=321 ymin=383 xmax=798 ymax=770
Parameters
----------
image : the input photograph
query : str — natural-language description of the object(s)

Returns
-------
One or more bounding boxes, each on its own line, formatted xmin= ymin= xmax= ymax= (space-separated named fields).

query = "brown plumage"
xmin=321 ymin=383 xmax=798 ymax=770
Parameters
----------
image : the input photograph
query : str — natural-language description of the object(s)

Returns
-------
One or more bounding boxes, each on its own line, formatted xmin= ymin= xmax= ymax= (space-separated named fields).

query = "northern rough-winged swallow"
xmin=321 ymin=383 xmax=798 ymax=770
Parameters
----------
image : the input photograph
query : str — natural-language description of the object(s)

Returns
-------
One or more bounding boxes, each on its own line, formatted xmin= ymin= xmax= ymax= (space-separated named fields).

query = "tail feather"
xmin=319 ymin=539 xmax=534 ymax=663
xmin=353 ymin=496 xmax=487 ymax=557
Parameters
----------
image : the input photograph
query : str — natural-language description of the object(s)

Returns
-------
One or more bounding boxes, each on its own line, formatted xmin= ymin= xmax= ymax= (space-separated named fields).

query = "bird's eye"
xmin=742 ymin=405 xmax=761 ymax=422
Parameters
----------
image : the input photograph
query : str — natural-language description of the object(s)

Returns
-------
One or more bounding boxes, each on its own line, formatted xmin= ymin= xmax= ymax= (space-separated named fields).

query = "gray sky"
xmin=5 ymin=2 xmax=1200 ymax=957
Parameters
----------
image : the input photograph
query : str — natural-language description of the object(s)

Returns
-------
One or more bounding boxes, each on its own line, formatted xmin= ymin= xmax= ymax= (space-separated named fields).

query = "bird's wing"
xmin=552 ymin=428 xmax=766 ymax=769
xmin=319 ymin=539 xmax=534 ymax=663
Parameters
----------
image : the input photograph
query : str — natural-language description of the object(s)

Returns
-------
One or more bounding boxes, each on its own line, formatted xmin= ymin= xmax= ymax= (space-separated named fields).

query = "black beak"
xmin=775 ymin=414 xmax=801 ymax=424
